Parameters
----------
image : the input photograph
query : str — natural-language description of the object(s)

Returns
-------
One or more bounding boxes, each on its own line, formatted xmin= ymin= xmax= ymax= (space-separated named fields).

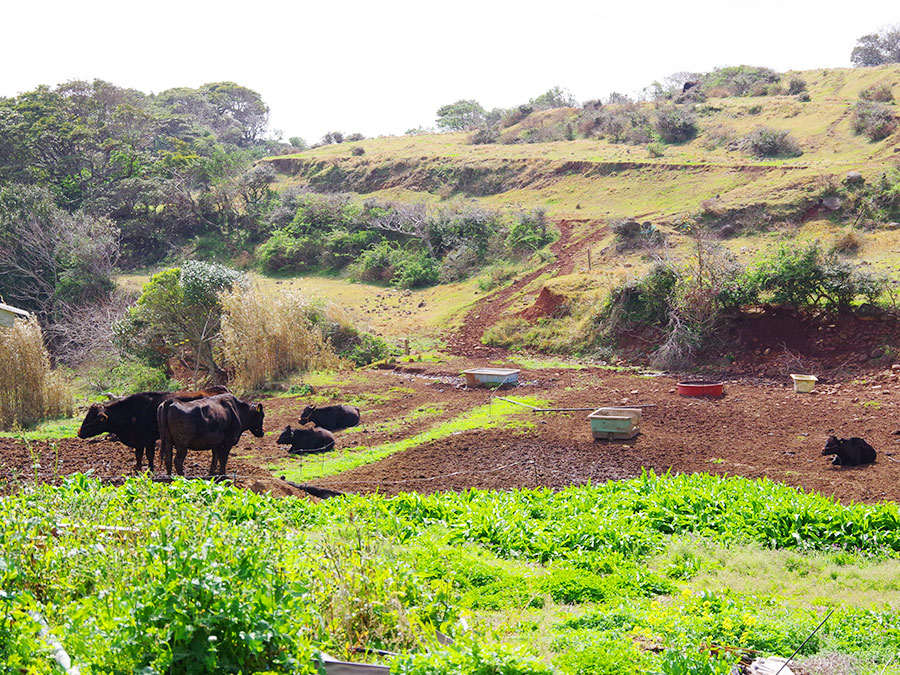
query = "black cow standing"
xmin=277 ymin=425 xmax=335 ymax=454
xmin=822 ymin=436 xmax=877 ymax=466
xmin=157 ymin=393 xmax=264 ymax=476
xmin=77 ymin=386 xmax=228 ymax=472
xmin=299 ymin=404 xmax=360 ymax=431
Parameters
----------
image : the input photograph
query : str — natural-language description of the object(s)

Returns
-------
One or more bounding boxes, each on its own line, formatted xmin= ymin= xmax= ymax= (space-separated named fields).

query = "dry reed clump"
xmin=219 ymin=286 xmax=341 ymax=393
xmin=0 ymin=317 xmax=73 ymax=429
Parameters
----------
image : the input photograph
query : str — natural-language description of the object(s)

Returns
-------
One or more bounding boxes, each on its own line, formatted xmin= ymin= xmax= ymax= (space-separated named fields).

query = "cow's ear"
xmin=256 ymin=403 xmax=263 ymax=414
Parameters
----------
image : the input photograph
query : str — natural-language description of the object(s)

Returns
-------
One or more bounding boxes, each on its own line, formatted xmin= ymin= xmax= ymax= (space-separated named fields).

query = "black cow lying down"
xmin=822 ymin=435 xmax=877 ymax=466
xmin=78 ymin=386 xmax=229 ymax=472
xmin=299 ymin=404 xmax=360 ymax=431
xmin=277 ymin=425 xmax=335 ymax=454
xmin=158 ymin=393 xmax=264 ymax=476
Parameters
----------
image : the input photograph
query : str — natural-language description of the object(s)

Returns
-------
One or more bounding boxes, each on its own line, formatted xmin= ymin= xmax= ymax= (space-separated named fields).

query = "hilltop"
xmin=266 ymin=66 xmax=900 ymax=225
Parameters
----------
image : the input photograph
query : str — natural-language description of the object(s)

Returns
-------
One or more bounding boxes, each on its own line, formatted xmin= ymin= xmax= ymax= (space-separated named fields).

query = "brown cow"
xmin=157 ymin=393 xmax=264 ymax=476
xmin=77 ymin=386 xmax=229 ymax=472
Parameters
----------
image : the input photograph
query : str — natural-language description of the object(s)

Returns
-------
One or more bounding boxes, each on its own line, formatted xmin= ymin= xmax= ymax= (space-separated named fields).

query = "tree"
xmin=435 ymin=99 xmax=485 ymax=131
xmin=199 ymin=82 xmax=269 ymax=147
xmin=0 ymin=184 xmax=118 ymax=321
xmin=114 ymin=261 xmax=244 ymax=383
xmin=851 ymin=25 xmax=900 ymax=66
xmin=529 ymin=86 xmax=577 ymax=110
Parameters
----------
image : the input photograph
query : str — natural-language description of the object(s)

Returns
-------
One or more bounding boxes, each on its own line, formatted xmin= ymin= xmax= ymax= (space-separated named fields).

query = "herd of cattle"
xmin=77 ymin=388 xmax=360 ymax=477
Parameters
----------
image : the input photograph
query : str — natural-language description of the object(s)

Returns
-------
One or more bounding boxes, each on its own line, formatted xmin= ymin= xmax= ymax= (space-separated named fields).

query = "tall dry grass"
xmin=219 ymin=286 xmax=341 ymax=393
xmin=0 ymin=317 xmax=73 ymax=429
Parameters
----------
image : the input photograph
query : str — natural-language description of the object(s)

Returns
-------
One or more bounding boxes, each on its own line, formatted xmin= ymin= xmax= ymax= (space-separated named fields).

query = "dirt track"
xmin=4 ymin=364 xmax=900 ymax=503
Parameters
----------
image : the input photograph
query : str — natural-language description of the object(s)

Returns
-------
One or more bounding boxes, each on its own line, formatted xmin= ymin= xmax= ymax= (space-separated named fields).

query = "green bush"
xmin=505 ymin=209 xmax=554 ymax=252
xmin=654 ymin=106 xmax=698 ymax=143
xmin=701 ymin=65 xmax=780 ymax=96
xmin=87 ymin=357 xmax=175 ymax=395
xmin=600 ymin=263 xmax=678 ymax=330
xmin=738 ymin=243 xmax=884 ymax=313
xmin=852 ymin=100 xmax=897 ymax=141
xmin=348 ymin=242 xmax=439 ymax=288
xmin=786 ymin=76 xmax=807 ymax=95
xmin=256 ymin=230 xmax=321 ymax=273
xmin=743 ymin=126 xmax=802 ymax=157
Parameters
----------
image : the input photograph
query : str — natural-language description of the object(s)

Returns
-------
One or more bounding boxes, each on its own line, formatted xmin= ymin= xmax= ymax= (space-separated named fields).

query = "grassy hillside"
xmin=266 ymin=66 xmax=900 ymax=224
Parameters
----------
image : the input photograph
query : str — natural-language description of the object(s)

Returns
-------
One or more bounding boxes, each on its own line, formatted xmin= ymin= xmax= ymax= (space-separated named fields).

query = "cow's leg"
xmin=175 ymin=446 xmax=188 ymax=476
xmin=832 ymin=455 xmax=842 ymax=466
xmin=218 ymin=445 xmax=233 ymax=476
xmin=163 ymin=441 xmax=173 ymax=476
xmin=134 ymin=446 xmax=143 ymax=473
xmin=208 ymin=449 xmax=219 ymax=476
xmin=146 ymin=442 xmax=155 ymax=472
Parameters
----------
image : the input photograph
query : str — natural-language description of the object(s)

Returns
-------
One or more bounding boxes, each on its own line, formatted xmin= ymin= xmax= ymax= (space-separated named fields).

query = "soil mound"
xmin=519 ymin=287 xmax=569 ymax=321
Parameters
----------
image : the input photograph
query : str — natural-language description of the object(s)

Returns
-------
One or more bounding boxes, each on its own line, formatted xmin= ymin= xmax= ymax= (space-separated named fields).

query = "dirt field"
xmin=4 ymin=361 xmax=900 ymax=503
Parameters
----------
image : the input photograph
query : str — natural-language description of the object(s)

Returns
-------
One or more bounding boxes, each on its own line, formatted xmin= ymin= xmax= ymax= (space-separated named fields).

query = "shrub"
xmin=0 ymin=317 xmax=72 ymax=429
xmin=832 ymin=231 xmax=863 ymax=254
xmin=256 ymin=230 xmax=322 ymax=273
xmin=505 ymin=209 xmax=554 ymax=253
xmin=348 ymin=242 xmax=439 ymax=288
xmin=702 ymin=65 xmax=780 ymax=96
xmin=469 ymin=126 xmax=499 ymax=145
xmin=612 ymin=219 xmax=666 ymax=252
xmin=86 ymin=357 xmax=175 ymax=396
xmin=304 ymin=303 xmax=390 ymax=365
xmin=741 ymin=243 xmax=885 ymax=313
xmin=654 ymin=106 xmax=697 ymax=143
xmin=219 ymin=286 xmax=340 ymax=392
xmin=743 ymin=126 xmax=802 ymax=157
xmin=601 ymin=263 xmax=678 ymax=331
xmin=350 ymin=146 xmax=365 ymax=156
xmin=860 ymin=84 xmax=894 ymax=102
xmin=701 ymin=124 xmax=736 ymax=150
xmin=647 ymin=142 xmax=665 ymax=157
xmin=786 ymin=76 xmax=807 ymax=95
xmin=852 ymin=100 xmax=897 ymax=141
xmin=114 ymin=262 xmax=244 ymax=381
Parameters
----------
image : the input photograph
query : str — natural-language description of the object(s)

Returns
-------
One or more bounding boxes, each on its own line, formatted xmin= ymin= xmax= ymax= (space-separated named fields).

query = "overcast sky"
xmin=1 ymin=1 xmax=897 ymax=142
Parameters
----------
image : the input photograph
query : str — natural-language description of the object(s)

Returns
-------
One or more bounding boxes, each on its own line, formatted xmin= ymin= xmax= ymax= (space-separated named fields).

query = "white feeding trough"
xmin=790 ymin=374 xmax=818 ymax=393
xmin=463 ymin=368 xmax=519 ymax=388
xmin=589 ymin=407 xmax=642 ymax=440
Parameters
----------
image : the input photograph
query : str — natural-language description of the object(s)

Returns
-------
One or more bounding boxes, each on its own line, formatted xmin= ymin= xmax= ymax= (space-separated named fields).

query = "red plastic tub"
xmin=676 ymin=381 xmax=724 ymax=398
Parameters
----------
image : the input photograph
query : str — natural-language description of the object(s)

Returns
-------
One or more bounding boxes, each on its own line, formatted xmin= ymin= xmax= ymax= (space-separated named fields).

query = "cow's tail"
xmin=157 ymin=399 xmax=175 ymax=475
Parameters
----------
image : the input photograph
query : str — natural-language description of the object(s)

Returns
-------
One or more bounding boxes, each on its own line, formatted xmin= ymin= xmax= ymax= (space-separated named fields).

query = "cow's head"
xmin=276 ymin=424 xmax=293 ymax=445
xmin=822 ymin=435 xmax=841 ymax=456
xmin=78 ymin=404 xmax=109 ymax=439
xmin=248 ymin=403 xmax=265 ymax=438
xmin=299 ymin=405 xmax=317 ymax=425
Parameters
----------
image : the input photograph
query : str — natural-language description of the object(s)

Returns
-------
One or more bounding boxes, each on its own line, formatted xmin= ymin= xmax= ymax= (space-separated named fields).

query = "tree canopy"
xmin=851 ymin=25 xmax=900 ymax=67
xmin=435 ymin=99 xmax=485 ymax=131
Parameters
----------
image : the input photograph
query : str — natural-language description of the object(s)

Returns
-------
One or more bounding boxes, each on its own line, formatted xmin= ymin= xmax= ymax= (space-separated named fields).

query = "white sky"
xmin=1 ymin=1 xmax=897 ymax=142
